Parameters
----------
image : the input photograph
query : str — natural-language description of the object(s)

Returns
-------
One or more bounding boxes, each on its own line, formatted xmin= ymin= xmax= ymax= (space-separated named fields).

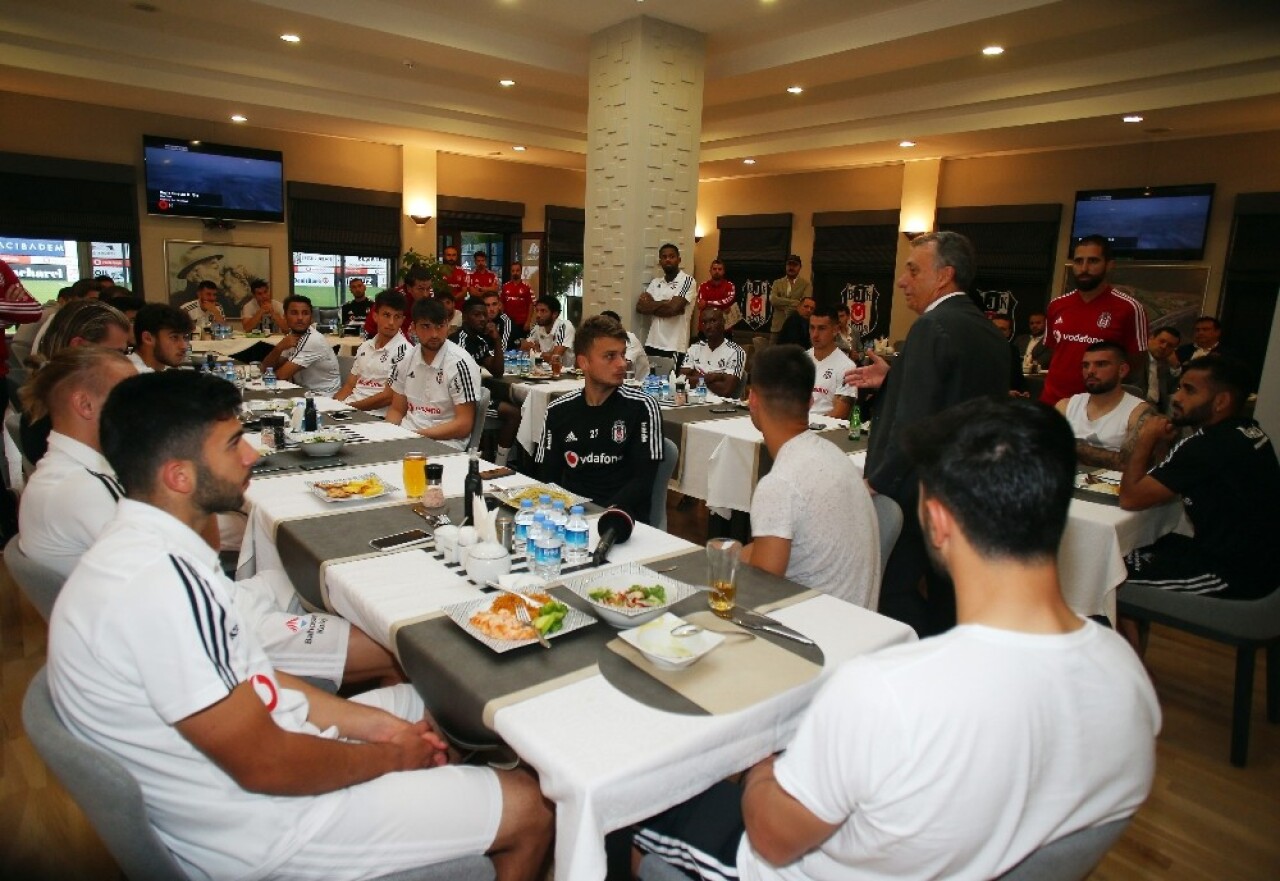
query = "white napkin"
xmin=473 ymin=492 xmax=497 ymax=543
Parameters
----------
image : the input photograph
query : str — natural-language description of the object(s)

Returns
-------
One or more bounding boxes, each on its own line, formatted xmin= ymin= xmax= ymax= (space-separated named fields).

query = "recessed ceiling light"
xmin=1123 ymin=115 xmax=1144 ymax=123
xmin=513 ymin=145 xmax=526 ymax=152
xmin=743 ymin=158 xmax=757 ymax=165
xmin=786 ymin=85 xmax=804 ymax=94
xmin=982 ymin=45 xmax=1004 ymax=56
xmin=499 ymin=79 xmax=516 ymax=87
xmin=899 ymin=140 xmax=916 ymax=148
xmin=280 ymin=34 xmax=300 ymax=43
xmin=230 ymin=115 xmax=247 ymax=123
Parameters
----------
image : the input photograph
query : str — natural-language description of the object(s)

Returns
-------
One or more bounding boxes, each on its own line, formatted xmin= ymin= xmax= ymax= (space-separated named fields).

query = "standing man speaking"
xmin=636 ymin=243 xmax=693 ymax=366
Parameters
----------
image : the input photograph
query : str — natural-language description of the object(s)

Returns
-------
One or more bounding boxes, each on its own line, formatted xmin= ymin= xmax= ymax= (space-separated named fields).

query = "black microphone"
xmin=592 ymin=508 xmax=635 ymax=567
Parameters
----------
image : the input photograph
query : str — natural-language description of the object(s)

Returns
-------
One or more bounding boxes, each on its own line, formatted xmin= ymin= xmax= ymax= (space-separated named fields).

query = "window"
xmin=291 ymin=253 xmax=394 ymax=309
xmin=0 ymin=237 xmax=134 ymax=302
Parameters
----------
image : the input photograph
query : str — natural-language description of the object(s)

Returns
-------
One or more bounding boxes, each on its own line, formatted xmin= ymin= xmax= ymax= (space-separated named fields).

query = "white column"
xmin=890 ymin=158 xmax=942 ymax=343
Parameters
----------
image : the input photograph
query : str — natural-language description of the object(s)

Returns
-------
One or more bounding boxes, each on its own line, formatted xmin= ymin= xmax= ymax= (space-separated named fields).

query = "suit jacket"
xmin=775 ymin=311 xmax=811 ymax=348
xmin=1177 ymin=342 xmax=1237 ymax=365
xmin=769 ymin=276 xmax=812 ymax=332
xmin=1130 ymin=351 xmax=1179 ymax=413
xmin=1014 ymin=333 xmax=1052 ymax=370
xmin=866 ymin=294 xmax=1011 ymax=502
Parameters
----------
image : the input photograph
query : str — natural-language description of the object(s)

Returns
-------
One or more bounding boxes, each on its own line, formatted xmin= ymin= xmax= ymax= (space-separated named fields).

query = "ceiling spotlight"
xmin=899 ymin=140 xmax=916 ymax=148
xmin=743 ymin=158 xmax=757 ymax=165
xmin=513 ymin=145 xmax=526 ymax=152
xmin=982 ymin=45 xmax=1004 ymax=56
xmin=230 ymin=114 xmax=247 ymax=123
xmin=499 ymin=79 xmax=516 ymax=87
xmin=786 ymin=85 xmax=804 ymax=94
xmin=1123 ymin=115 xmax=1144 ymax=123
xmin=280 ymin=34 xmax=300 ymax=43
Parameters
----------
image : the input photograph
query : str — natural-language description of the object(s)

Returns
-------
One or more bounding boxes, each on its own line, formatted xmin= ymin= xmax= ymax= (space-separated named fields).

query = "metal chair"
xmin=22 ymin=666 xmax=495 ymax=881
xmin=1118 ymin=580 xmax=1280 ymax=766
xmin=465 ymin=386 xmax=492 ymax=452
xmin=5 ymin=535 xmax=66 ymax=621
xmin=650 ymin=438 xmax=680 ymax=531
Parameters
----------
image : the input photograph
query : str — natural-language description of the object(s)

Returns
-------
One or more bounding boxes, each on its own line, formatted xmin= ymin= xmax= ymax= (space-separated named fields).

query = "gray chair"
xmin=465 ymin=386 xmax=492 ymax=452
xmin=23 ymin=666 xmax=495 ymax=881
xmin=5 ymin=535 xmax=65 ymax=621
xmin=650 ymin=438 xmax=680 ymax=531
xmin=870 ymin=494 xmax=902 ymax=579
xmin=336 ymin=353 xmax=356 ymax=384
xmin=1118 ymin=580 xmax=1280 ymax=766
xmin=637 ymin=818 xmax=1129 ymax=881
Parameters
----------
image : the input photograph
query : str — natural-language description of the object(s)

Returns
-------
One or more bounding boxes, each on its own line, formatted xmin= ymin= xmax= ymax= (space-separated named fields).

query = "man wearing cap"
xmin=770 ymin=254 xmax=811 ymax=334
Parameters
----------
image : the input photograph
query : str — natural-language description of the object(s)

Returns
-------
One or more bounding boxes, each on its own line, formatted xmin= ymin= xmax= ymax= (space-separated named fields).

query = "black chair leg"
xmin=1231 ymin=646 xmax=1256 ymax=767
xmin=1267 ymin=643 xmax=1279 ymax=725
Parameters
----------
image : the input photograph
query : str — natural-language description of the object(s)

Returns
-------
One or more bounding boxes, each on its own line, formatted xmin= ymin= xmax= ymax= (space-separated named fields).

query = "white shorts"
xmin=233 ymin=573 xmax=350 ymax=685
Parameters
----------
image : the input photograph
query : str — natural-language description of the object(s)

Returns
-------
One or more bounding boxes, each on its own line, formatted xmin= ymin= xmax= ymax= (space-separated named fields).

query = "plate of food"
xmin=490 ymin=483 xmax=588 ymax=510
xmin=561 ymin=562 xmax=698 ymax=628
xmin=306 ymin=472 xmax=395 ymax=503
xmin=443 ymin=591 xmax=596 ymax=652
xmin=1075 ymin=469 xmax=1122 ymax=496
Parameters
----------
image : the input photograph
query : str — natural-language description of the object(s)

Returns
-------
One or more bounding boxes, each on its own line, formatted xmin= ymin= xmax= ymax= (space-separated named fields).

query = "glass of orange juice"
xmin=403 ymin=452 xmax=427 ymax=498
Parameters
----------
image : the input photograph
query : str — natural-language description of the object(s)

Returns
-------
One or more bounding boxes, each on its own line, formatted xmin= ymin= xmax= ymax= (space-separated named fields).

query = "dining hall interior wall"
xmin=436 ymin=152 xmax=586 ymax=237
xmin=0 ymin=90 xmax=401 ymax=301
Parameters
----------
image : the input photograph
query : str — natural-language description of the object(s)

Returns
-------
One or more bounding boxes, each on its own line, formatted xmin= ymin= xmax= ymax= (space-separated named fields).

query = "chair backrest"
xmin=337 ymin=353 xmax=356 ymax=384
xmin=650 ymin=438 xmax=680 ymax=531
xmin=5 ymin=536 xmax=67 ymax=621
xmin=870 ymin=494 xmax=902 ymax=578
xmin=22 ymin=666 xmax=190 ymax=880
xmin=996 ymin=818 xmax=1130 ymax=881
xmin=648 ymin=355 xmax=675 ymax=378
xmin=465 ymin=386 xmax=492 ymax=452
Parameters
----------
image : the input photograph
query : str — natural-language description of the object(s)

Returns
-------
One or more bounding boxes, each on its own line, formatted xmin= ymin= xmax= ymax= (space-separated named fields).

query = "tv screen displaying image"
xmin=1071 ymin=184 xmax=1214 ymax=261
xmin=144 ymin=136 xmax=285 ymax=223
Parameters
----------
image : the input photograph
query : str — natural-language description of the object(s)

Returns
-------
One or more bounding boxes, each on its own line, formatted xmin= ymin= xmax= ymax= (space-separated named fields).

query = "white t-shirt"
xmin=127 ymin=351 xmax=154 ymax=374
xmin=282 ymin=327 xmax=341 ymax=395
xmin=750 ymin=431 xmax=878 ymax=607
xmin=683 ymin=339 xmax=746 ymax=379
xmin=738 ymin=622 xmax=1161 ymax=881
xmin=348 ymin=332 xmax=410 ymax=416
xmin=644 ymin=271 xmax=694 ymax=353
xmin=48 ymin=500 xmax=342 ymax=880
xmin=18 ymin=432 xmax=124 ymax=579
xmin=390 ymin=341 xmax=482 ymax=450
xmin=808 ymin=347 xmax=856 ymax=415
xmin=241 ymin=297 xmax=285 ymax=332
xmin=529 ymin=317 xmax=576 ymax=368
xmin=1063 ymin=392 xmax=1146 ymax=452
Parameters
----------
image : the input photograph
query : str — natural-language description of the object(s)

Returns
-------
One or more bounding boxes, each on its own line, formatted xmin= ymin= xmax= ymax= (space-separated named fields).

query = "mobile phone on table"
xmin=480 ymin=467 xmax=515 ymax=479
xmin=368 ymin=529 xmax=432 ymax=552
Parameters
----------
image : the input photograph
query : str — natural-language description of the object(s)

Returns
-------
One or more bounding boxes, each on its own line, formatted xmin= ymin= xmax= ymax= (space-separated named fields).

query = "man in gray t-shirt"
xmin=261 ymin=294 xmax=341 ymax=396
xmin=742 ymin=344 xmax=879 ymax=607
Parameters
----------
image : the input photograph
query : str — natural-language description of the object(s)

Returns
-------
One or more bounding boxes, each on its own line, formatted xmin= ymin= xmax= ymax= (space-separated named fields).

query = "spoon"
xmin=670 ymin=623 xmax=755 ymax=640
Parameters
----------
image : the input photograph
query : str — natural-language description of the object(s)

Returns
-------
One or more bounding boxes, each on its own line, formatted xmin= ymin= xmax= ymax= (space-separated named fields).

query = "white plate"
xmin=442 ymin=593 xmax=596 ymax=653
xmin=305 ymin=472 xmax=397 ymax=503
xmin=561 ymin=562 xmax=698 ymax=628
xmin=619 ymin=613 xmax=724 ymax=670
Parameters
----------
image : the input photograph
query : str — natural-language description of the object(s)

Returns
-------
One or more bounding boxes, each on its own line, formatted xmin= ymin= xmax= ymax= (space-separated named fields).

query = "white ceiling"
xmin=1 ymin=0 xmax=1279 ymax=177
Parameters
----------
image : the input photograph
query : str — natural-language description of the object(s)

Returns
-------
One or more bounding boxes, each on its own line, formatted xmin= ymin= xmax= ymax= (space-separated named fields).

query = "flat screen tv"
xmin=143 ymin=135 xmax=284 ymax=223
xmin=1070 ymin=183 xmax=1214 ymax=261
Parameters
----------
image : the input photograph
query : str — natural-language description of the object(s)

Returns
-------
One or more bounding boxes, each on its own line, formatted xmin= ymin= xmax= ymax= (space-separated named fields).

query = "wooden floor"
xmin=1 ymin=496 xmax=1278 ymax=879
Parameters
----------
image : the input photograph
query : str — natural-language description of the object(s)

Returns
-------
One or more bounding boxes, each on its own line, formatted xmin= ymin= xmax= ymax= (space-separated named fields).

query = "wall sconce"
xmin=410 ymin=214 xmax=432 ymax=225
xmin=694 ymin=235 xmax=703 ymax=243
xmin=901 ymin=230 xmax=926 ymax=242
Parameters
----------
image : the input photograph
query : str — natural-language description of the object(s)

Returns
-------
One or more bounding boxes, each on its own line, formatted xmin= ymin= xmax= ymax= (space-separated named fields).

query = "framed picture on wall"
xmin=164 ymin=240 xmax=271 ymax=316
xmin=1061 ymin=262 xmax=1209 ymax=341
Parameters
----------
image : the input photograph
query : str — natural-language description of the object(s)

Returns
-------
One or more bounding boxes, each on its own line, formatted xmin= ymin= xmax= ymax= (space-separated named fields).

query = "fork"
xmin=515 ymin=604 xmax=550 ymax=648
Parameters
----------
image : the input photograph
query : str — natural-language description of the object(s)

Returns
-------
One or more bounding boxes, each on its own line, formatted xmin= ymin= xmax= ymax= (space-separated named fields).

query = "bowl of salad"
xmin=295 ymin=430 xmax=346 ymax=457
xmin=562 ymin=562 xmax=697 ymax=628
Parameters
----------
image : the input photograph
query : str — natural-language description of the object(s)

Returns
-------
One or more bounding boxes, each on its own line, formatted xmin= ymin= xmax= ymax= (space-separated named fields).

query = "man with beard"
xmin=466 ymin=250 xmax=500 ymax=301
xmin=636 ymin=243 xmax=693 ymax=364
xmin=1016 ymin=311 xmax=1052 ymax=372
xmin=520 ymin=295 xmax=575 ymax=370
xmin=483 ymin=291 xmax=516 ymax=353
xmin=387 ymin=297 xmax=481 ymax=449
xmin=1120 ymin=355 xmax=1280 ymax=600
xmin=499 ymin=262 xmax=532 ymax=339
xmin=443 ymin=245 xmax=470 ymax=307
xmin=47 ymin=370 xmax=553 ymax=881
xmin=1055 ymin=342 xmax=1155 ymax=469
xmin=132 ymin=303 xmax=194 ymax=373
xmin=456 ymin=296 xmax=505 ymax=377
xmin=364 ymin=267 xmax=433 ymax=340
xmin=1040 ymin=236 xmax=1147 ymax=406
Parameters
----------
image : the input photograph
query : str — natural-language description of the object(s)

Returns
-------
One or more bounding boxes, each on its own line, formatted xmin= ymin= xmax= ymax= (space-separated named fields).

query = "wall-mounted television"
xmin=143 ymin=135 xmax=285 ymax=223
xmin=1070 ymin=183 xmax=1214 ymax=261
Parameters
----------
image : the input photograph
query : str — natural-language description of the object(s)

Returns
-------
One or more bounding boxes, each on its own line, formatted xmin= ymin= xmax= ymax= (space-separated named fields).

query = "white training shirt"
xmin=529 ymin=317 xmax=576 ymax=368
xmin=48 ymin=500 xmax=344 ymax=881
xmin=127 ymin=351 xmax=154 ymax=374
xmin=683 ymin=338 xmax=746 ymax=378
xmin=644 ymin=270 xmax=694 ymax=353
xmin=241 ymin=297 xmax=285 ymax=332
xmin=181 ymin=299 xmax=218 ymax=333
xmin=739 ymin=622 xmax=1161 ymax=881
xmin=750 ymin=431 xmax=879 ymax=606
xmin=282 ymin=327 xmax=341 ymax=395
xmin=348 ymin=332 xmax=409 ymax=416
xmin=808 ymin=347 xmax=856 ymax=415
xmin=390 ymin=341 xmax=482 ymax=450
xmin=18 ymin=432 xmax=124 ymax=579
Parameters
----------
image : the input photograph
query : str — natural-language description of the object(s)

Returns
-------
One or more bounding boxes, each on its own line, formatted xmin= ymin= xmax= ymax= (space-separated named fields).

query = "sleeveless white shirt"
xmin=1064 ymin=392 xmax=1145 ymax=451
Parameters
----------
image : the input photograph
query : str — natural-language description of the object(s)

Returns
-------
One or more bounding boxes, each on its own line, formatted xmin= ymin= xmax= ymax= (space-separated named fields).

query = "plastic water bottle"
xmin=513 ymin=498 xmax=535 ymax=553
xmin=537 ymin=493 xmax=553 ymax=521
xmin=263 ymin=367 xmax=277 ymax=392
xmin=644 ymin=368 xmax=661 ymax=399
xmin=528 ymin=513 xmax=548 ymax=575
xmin=222 ymin=362 xmax=237 ymax=385
xmin=660 ymin=373 xmax=671 ymax=402
xmin=564 ymin=505 xmax=589 ymax=564
xmin=534 ymin=517 xmax=563 ymax=578
xmin=550 ymin=499 xmax=568 ymax=540
xmin=694 ymin=375 xmax=708 ymax=404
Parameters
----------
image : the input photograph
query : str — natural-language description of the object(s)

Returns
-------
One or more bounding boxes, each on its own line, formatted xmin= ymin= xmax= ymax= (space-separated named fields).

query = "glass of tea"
xmin=402 ymin=452 xmax=427 ymax=499
xmin=706 ymin=538 xmax=742 ymax=618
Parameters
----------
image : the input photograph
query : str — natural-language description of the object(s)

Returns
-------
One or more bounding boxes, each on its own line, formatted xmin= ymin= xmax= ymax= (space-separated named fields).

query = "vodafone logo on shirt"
xmin=566 ymin=451 xmax=622 ymax=468
xmin=565 ymin=451 xmax=580 ymax=468
xmin=250 ymin=673 xmax=278 ymax=711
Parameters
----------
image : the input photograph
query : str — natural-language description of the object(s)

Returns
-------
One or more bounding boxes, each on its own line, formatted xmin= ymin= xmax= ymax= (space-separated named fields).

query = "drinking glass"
xmin=706 ymin=538 xmax=742 ymax=618
xmin=403 ymin=452 xmax=428 ymax=499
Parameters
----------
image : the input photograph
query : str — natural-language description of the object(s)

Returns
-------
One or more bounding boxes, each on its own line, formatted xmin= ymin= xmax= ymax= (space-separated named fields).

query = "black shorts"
xmin=1125 ymin=533 xmax=1236 ymax=597
xmin=633 ymin=779 xmax=745 ymax=881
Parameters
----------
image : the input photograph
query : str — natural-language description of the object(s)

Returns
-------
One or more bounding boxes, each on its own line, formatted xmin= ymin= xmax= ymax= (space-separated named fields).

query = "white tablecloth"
xmin=515 ymin=379 xmax=585 ymax=452
xmin=191 ymin=333 xmax=360 ymax=358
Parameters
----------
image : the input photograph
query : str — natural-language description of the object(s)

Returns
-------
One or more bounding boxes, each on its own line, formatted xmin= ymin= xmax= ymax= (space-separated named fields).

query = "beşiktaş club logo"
xmin=1098 ymin=312 xmax=1112 ymax=329
xmin=565 ymin=451 xmax=622 ymax=468
xmin=612 ymin=420 xmax=627 ymax=444
xmin=840 ymin=283 xmax=881 ymax=338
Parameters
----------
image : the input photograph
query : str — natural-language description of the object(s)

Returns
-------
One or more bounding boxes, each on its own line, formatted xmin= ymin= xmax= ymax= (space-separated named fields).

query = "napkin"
xmin=473 ymin=491 xmax=498 ymax=543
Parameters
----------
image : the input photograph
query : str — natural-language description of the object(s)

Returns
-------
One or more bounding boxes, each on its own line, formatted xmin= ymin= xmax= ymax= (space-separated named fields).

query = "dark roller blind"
xmin=716 ymin=214 xmax=792 ymax=332
xmin=438 ymin=195 xmax=523 ymax=234
xmin=546 ymin=205 xmax=584 ymax=263
xmin=811 ymin=212 xmax=899 ymax=339
xmin=288 ymin=182 xmax=401 ymax=257
xmin=0 ymin=153 xmax=137 ymax=242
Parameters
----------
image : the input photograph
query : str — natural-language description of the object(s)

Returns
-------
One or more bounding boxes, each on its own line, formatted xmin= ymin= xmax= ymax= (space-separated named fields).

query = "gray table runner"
xmin=251 ymin=436 xmax=456 ymax=478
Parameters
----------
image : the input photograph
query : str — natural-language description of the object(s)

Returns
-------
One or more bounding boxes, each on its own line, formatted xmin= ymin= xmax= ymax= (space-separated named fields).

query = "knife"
xmin=731 ymin=614 xmax=814 ymax=645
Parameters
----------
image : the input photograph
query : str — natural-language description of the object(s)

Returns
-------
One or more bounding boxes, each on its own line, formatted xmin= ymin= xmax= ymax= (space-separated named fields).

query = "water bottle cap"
xmin=539 ymin=494 xmax=551 ymax=503
xmin=552 ymin=499 xmax=565 ymax=510
xmin=520 ymin=498 xmax=533 ymax=508
xmin=570 ymin=505 xmax=585 ymax=514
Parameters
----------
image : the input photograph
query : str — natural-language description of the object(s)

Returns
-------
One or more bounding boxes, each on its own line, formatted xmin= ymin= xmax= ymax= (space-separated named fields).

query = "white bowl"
xmin=434 ymin=525 xmax=460 ymax=563
xmin=466 ymin=541 xmax=512 ymax=584
xmin=563 ymin=563 xmax=695 ymax=629
xmin=620 ymin=613 xmax=724 ymax=671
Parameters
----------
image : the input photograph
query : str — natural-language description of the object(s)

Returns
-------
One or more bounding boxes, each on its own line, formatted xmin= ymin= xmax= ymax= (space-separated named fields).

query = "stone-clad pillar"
xmin=582 ymin=17 xmax=705 ymax=333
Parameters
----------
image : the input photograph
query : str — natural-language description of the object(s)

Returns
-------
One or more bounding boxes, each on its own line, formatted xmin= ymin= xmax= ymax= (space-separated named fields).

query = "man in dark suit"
xmin=1014 ymin=311 xmax=1053 ymax=372
xmin=1131 ymin=327 xmax=1182 ymax=413
xmin=845 ymin=231 xmax=1010 ymax=636
xmin=1176 ymin=315 xmax=1234 ymax=364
